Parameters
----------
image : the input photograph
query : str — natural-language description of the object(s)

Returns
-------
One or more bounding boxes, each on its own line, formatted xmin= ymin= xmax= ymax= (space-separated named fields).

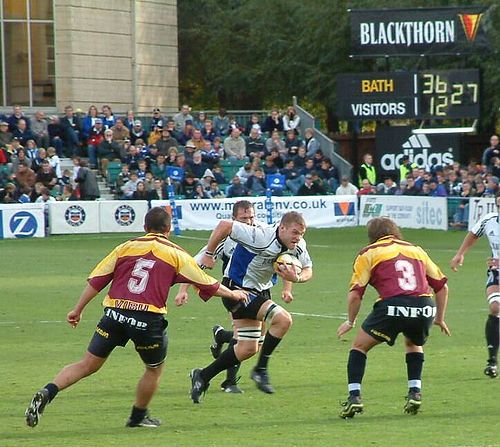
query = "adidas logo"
xmin=380 ymin=134 xmax=454 ymax=171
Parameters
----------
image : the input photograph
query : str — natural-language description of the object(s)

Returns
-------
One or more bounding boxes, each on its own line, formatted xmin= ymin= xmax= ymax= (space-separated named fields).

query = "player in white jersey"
xmin=175 ymin=201 xmax=293 ymax=393
xmin=451 ymin=193 xmax=500 ymax=378
xmin=189 ymin=211 xmax=313 ymax=403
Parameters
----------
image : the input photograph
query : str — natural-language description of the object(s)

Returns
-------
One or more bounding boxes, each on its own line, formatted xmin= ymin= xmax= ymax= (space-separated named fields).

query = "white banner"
xmin=467 ymin=197 xmax=496 ymax=230
xmin=151 ymin=195 xmax=358 ymax=230
xmin=0 ymin=203 xmax=45 ymax=239
xmin=49 ymin=201 xmax=100 ymax=234
xmin=359 ymin=195 xmax=448 ymax=230
xmin=99 ymin=201 xmax=149 ymax=232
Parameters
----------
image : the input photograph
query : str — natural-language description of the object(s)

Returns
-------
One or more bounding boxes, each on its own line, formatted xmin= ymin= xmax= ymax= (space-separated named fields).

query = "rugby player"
xmin=337 ymin=217 xmax=450 ymax=418
xmin=25 ymin=207 xmax=248 ymax=428
xmin=450 ymin=193 xmax=500 ymax=378
xmin=189 ymin=211 xmax=313 ymax=403
xmin=175 ymin=200 xmax=294 ymax=393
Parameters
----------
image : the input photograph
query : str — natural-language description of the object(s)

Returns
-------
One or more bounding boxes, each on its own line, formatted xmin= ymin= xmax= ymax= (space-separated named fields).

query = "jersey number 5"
xmin=128 ymin=258 xmax=156 ymax=294
xmin=395 ymin=259 xmax=417 ymax=291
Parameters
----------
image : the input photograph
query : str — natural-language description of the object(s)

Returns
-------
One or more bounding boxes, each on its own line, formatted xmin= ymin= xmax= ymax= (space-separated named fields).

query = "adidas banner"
xmin=375 ymin=126 xmax=461 ymax=177
xmin=151 ymin=195 xmax=358 ymax=230
xmin=350 ymin=6 xmax=491 ymax=57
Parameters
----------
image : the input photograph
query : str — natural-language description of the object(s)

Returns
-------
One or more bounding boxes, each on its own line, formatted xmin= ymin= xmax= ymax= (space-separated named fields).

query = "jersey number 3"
xmin=395 ymin=259 xmax=417 ymax=291
xmin=128 ymin=258 xmax=156 ymax=294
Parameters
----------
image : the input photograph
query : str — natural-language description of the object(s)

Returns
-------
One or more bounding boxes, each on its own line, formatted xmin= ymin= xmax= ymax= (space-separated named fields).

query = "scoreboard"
xmin=336 ymin=69 xmax=480 ymax=120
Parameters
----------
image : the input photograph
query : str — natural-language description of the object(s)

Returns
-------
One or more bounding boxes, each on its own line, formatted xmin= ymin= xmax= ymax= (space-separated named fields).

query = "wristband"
xmin=205 ymin=251 xmax=214 ymax=256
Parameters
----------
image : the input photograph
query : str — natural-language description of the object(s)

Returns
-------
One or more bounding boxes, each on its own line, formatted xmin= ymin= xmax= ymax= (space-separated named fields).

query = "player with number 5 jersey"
xmin=24 ymin=207 xmax=248 ymax=429
xmin=336 ymin=217 xmax=450 ymax=419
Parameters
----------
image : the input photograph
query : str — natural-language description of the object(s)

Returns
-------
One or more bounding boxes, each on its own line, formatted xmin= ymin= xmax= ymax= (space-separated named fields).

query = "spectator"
xmin=150 ymin=108 xmax=164 ymax=131
xmin=188 ymin=151 xmax=208 ymax=179
xmin=123 ymin=145 xmax=143 ymax=171
xmin=152 ymin=178 xmax=167 ymax=200
xmin=419 ymin=182 xmax=431 ymax=196
xmin=7 ymin=105 xmax=30 ymax=132
xmin=481 ymin=135 xmax=500 ymax=169
xmin=317 ymin=158 xmax=340 ymax=192
xmin=263 ymin=155 xmax=279 ymax=176
xmin=12 ymin=119 xmax=37 ymax=147
xmin=75 ymin=160 xmax=100 ymax=200
xmin=208 ymin=180 xmax=225 ymax=198
xmin=176 ymin=123 xmax=194 ymax=146
xmin=377 ymin=177 xmax=398 ymax=195
xmin=24 ymin=139 xmax=39 ymax=163
xmin=174 ymin=152 xmax=189 ymax=171
xmin=226 ymin=175 xmax=248 ymax=198
xmin=47 ymin=147 xmax=62 ymax=180
xmin=31 ymin=147 xmax=48 ymax=173
xmin=1 ymin=182 xmax=17 ymax=203
xmin=484 ymin=176 xmax=499 ymax=197
xmin=180 ymin=173 xmax=198 ymax=197
xmin=282 ymin=159 xmax=302 ymax=194
xmin=81 ymin=105 xmax=99 ymax=142
xmin=10 ymin=148 xmax=32 ymax=172
xmin=284 ymin=129 xmax=303 ymax=158
xmin=123 ymin=110 xmax=136 ymax=131
xmin=136 ymin=159 xmax=149 ymax=181
xmin=428 ymin=179 xmax=447 ymax=197
xmin=121 ymin=171 xmax=140 ymax=199
xmin=300 ymin=158 xmax=316 ymax=178
xmin=445 ymin=170 xmax=462 ymax=196
xmin=200 ymin=140 xmax=221 ymax=166
xmin=402 ymin=176 xmax=420 ymax=195
xmin=201 ymin=119 xmax=218 ymax=143
xmin=298 ymin=174 xmax=326 ymax=196
xmin=452 ymin=180 xmax=473 ymax=228
xmin=114 ymin=164 xmax=130 ymax=194
xmin=246 ymin=127 xmax=266 ymax=160
xmin=213 ymin=108 xmax=230 ymax=137
xmin=35 ymin=186 xmax=56 ymax=205
xmin=165 ymin=147 xmax=178 ymax=166
xmin=18 ymin=186 xmax=33 ymax=203
xmin=262 ymin=108 xmax=283 ymax=133
xmin=312 ymin=149 xmax=325 ymax=169
xmin=265 ymin=130 xmax=287 ymax=157
xmin=101 ymin=105 xmax=115 ymax=129
xmin=86 ymin=118 xmax=105 ymax=169
xmin=131 ymin=181 xmax=150 ymax=201
xmin=191 ymin=183 xmax=210 ymax=199
xmin=212 ymin=164 xmax=227 ymax=185
xmin=282 ymin=106 xmax=300 ymax=133
xmin=358 ymin=153 xmax=377 ymax=187
xmin=98 ymin=129 xmax=121 ymax=174
xmin=59 ymin=105 xmax=81 ymax=156
xmin=236 ymin=162 xmax=254 ymax=183
xmin=47 ymin=116 xmax=64 ymax=157
xmin=228 ymin=115 xmax=243 ymax=133
xmin=336 ymin=176 xmax=359 ymax=195
xmin=61 ymin=184 xmax=79 ymax=201
xmin=173 ymin=104 xmax=193 ymax=133
xmin=186 ymin=129 xmax=205 ymax=151
xmin=156 ymin=128 xmax=178 ymax=155
xmin=223 ymin=128 xmax=247 ymax=164
xmin=128 ymin=120 xmax=148 ymax=145
xmin=357 ymin=179 xmax=375 ymax=196
xmin=31 ymin=111 xmax=49 ymax=148
xmin=399 ymin=155 xmax=417 ymax=183
xmin=245 ymin=167 xmax=266 ymax=196
xmin=111 ymin=118 xmax=130 ymax=147
xmin=193 ymin=111 xmax=207 ymax=131
xmin=293 ymin=146 xmax=308 ymax=169
xmin=491 ymin=156 xmax=500 ymax=179
xmin=304 ymin=128 xmax=320 ymax=157
xmin=0 ymin=121 xmax=13 ymax=147
xmin=244 ymin=113 xmax=262 ymax=136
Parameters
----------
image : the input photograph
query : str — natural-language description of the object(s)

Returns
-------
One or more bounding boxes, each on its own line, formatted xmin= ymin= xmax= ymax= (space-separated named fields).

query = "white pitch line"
xmin=290 ymin=312 xmax=346 ymax=320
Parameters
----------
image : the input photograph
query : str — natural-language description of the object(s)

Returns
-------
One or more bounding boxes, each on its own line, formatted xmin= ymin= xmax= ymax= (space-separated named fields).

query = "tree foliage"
xmin=179 ymin=0 xmax=499 ymax=132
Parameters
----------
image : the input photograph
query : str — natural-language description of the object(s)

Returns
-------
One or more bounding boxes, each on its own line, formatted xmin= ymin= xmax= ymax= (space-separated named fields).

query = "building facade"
xmin=0 ymin=0 xmax=178 ymax=114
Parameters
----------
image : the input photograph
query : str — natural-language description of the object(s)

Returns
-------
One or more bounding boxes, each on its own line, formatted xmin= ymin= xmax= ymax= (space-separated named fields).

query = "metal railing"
xmin=292 ymin=96 xmax=352 ymax=180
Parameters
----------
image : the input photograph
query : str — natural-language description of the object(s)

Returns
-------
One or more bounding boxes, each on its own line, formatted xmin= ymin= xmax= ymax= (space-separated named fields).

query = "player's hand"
xmin=276 ymin=264 xmax=299 ymax=282
xmin=336 ymin=321 xmax=353 ymax=338
xmin=450 ymin=254 xmax=464 ymax=272
xmin=199 ymin=253 xmax=216 ymax=270
xmin=487 ymin=257 xmax=499 ymax=270
xmin=174 ymin=291 xmax=189 ymax=306
xmin=282 ymin=290 xmax=294 ymax=303
xmin=67 ymin=309 xmax=81 ymax=328
xmin=434 ymin=318 xmax=451 ymax=336
xmin=231 ymin=289 xmax=249 ymax=305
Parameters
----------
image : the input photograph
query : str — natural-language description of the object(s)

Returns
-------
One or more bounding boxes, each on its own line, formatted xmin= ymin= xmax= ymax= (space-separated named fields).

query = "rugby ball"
xmin=273 ymin=253 xmax=302 ymax=274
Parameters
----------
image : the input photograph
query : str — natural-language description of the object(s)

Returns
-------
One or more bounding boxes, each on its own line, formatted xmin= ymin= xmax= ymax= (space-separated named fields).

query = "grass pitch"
xmin=0 ymin=228 xmax=498 ymax=447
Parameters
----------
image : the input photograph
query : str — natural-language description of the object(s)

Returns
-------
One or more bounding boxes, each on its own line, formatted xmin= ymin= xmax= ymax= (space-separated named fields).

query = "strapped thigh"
xmin=262 ymin=303 xmax=285 ymax=325
xmin=487 ymin=292 xmax=500 ymax=305
xmin=236 ymin=326 xmax=262 ymax=341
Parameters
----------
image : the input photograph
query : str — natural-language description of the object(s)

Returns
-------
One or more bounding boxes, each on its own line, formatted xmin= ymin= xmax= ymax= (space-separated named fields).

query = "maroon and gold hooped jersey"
xmin=350 ymin=236 xmax=447 ymax=301
xmin=88 ymin=233 xmax=220 ymax=314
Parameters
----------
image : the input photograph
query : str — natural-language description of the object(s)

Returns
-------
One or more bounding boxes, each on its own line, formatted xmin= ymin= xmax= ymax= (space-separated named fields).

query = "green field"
xmin=1 ymin=228 xmax=498 ymax=447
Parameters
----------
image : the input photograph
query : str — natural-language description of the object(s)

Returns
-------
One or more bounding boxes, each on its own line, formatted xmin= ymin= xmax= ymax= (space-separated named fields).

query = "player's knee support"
xmin=236 ymin=326 xmax=261 ymax=342
xmin=487 ymin=293 xmax=500 ymax=311
xmin=263 ymin=303 xmax=288 ymax=326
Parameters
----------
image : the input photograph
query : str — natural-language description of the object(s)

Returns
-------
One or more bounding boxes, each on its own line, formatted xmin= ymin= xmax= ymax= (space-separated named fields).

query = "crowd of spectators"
xmin=1 ymin=104 xmax=499 ymax=218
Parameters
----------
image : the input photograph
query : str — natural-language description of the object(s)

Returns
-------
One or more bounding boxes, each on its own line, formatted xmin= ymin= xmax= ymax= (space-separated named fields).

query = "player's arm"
xmin=336 ymin=289 xmax=362 ymax=338
xmin=281 ymin=279 xmax=294 ymax=303
xmin=67 ymin=283 xmax=99 ymax=328
xmin=198 ymin=221 xmax=234 ymax=269
xmin=174 ymin=283 xmax=190 ymax=306
xmin=450 ymin=231 xmax=479 ymax=271
xmin=433 ymin=284 xmax=451 ymax=336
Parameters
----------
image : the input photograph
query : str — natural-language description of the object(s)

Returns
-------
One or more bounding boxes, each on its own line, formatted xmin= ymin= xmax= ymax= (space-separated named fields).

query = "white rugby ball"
xmin=273 ymin=253 xmax=302 ymax=274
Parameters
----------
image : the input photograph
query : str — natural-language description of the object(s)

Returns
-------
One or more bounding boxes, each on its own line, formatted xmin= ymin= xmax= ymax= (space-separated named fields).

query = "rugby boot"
xmin=25 ymin=388 xmax=50 ymax=427
xmin=250 ymin=367 xmax=275 ymax=394
xmin=484 ymin=362 xmax=498 ymax=379
xmin=190 ymin=368 xmax=209 ymax=403
xmin=404 ymin=391 xmax=422 ymax=415
xmin=339 ymin=395 xmax=364 ymax=419
xmin=220 ymin=379 xmax=244 ymax=394
xmin=126 ymin=414 xmax=161 ymax=427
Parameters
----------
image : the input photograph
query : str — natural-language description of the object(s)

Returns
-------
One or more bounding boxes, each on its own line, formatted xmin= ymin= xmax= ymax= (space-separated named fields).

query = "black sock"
xmin=226 ymin=339 xmax=240 ymax=383
xmin=44 ymin=383 xmax=59 ymax=402
xmin=130 ymin=405 xmax=147 ymax=422
xmin=406 ymin=352 xmax=424 ymax=392
xmin=201 ymin=344 xmax=240 ymax=383
xmin=216 ymin=329 xmax=234 ymax=344
xmin=347 ymin=349 xmax=366 ymax=397
xmin=255 ymin=332 xmax=282 ymax=370
xmin=485 ymin=314 xmax=499 ymax=363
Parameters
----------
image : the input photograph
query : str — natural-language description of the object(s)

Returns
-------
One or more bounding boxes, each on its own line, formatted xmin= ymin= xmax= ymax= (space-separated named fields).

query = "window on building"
xmin=1 ymin=0 xmax=55 ymax=107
